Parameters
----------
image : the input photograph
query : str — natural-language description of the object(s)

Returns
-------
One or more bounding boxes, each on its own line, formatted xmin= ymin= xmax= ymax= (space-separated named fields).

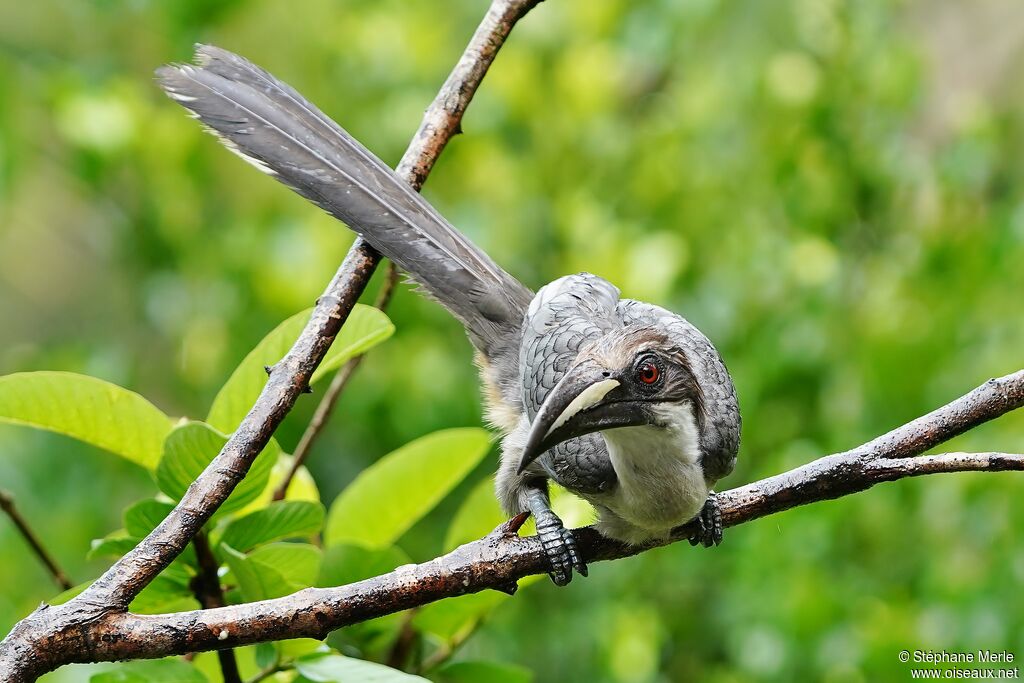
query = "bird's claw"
xmin=536 ymin=517 xmax=587 ymax=586
xmin=525 ymin=486 xmax=587 ymax=585
xmin=688 ymin=491 xmax=723 ymax=548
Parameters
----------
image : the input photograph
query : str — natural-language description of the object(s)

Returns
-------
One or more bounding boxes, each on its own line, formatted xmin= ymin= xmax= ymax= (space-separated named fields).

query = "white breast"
xmin=598 ymin=402 xmax=708 ymax=539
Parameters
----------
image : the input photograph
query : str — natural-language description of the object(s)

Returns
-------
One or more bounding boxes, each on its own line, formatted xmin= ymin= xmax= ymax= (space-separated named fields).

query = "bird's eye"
xmin=637 ymin=360 xmax=660 ymax=385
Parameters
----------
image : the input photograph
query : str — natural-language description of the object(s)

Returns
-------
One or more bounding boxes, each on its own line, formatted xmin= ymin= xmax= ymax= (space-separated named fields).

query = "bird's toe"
xmin=688 ymin=491 xmax=724 ymax=548
xmin=537 ymin=520 xmax=582 ymax=586
xmin=562 ymin=526 xmax=588 ymax=577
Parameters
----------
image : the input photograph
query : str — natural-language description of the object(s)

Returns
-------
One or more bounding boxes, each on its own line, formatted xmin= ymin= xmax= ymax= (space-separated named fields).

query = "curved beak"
xmin=517 ymin=359 xmax=653 ymax=474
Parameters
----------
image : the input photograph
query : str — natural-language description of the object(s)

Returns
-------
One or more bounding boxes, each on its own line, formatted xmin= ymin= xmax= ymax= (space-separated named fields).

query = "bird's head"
xmin=517 ymin=321 xmax=736 ymax=474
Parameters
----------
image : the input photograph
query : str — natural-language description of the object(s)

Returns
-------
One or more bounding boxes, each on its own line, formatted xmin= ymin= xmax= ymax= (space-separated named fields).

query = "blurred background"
xmin=2 ymin=0 xmax=1023 ymax=680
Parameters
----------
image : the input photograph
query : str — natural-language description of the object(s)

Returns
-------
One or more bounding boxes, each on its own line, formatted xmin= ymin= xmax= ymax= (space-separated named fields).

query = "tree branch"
xmin=273 ymin=262 xmax=400 ymax=501
xmin=23 ymin=448 xmax=1024 ymax=660
xmin=3 ymin=371 xmax=1021 ymax=672
xmin=0 ymin=490 xmax=72 ymax=591
xmin=0 ymin=1 xmax=548 ymax=680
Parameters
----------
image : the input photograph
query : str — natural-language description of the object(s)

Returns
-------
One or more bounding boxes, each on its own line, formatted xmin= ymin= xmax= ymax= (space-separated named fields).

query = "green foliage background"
xmin=1 ymin=0 xmax=1023 ymax=681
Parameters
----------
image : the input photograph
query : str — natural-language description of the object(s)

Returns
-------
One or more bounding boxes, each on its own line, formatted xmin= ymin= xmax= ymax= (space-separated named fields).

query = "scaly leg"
xmin=525 ymin=484 xmax=587 ymax=586
xmin=688 ymin=491 xmax=724 ymax=548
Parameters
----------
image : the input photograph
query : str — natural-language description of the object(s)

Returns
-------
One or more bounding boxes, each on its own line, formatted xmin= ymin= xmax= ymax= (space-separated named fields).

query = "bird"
xmin=158 ymin=45 xmax=741 ymax=586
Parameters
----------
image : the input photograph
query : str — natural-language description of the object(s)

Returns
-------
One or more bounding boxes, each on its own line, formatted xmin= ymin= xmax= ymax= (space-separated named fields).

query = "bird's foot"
xmin=535 ymin=514 xmax=587 ymax=586
xmin=688 ymin=491 xmax=723 ymax=548
xmin=524 ymin=485 xmax=588 ymax=585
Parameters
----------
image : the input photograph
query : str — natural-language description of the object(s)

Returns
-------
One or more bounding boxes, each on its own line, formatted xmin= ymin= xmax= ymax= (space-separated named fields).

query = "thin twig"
xmin=419 ymin=614 xmax=481 ymax=673
xmin=386 ymin=608 xmax=419 ymax=671
xmin=190 ymin=532 xmax=241 ymax=683
xmin=246 ymin=663 xmax=285 ymax=683
xmin=0 ymin=490 xmax=72 ymax=591
xmin=273 ymin=263 xmax=400 ymax=501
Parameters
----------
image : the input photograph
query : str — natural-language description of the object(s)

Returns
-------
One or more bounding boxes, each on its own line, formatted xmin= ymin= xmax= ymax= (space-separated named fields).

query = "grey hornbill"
xmin=158 ymin=46 xmax=741 ymax=586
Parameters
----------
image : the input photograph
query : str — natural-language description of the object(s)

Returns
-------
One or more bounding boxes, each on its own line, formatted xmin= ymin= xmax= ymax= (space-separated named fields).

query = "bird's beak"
xmin=517 ymin=359 xmax=652 ymax=474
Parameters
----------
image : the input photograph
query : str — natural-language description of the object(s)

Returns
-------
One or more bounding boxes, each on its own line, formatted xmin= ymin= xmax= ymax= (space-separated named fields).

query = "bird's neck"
xmin=600 ymin=403 xmax=709 ymax=535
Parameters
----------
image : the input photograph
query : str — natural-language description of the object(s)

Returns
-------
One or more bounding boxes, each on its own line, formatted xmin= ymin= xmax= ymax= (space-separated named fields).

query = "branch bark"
xmin=2 ymin=371 xmax=1021 ymax=675
xmin=0 ymin=1 xmax=547 ymax=680
xmin=117 ymin=449 xmax=1024 ymax=650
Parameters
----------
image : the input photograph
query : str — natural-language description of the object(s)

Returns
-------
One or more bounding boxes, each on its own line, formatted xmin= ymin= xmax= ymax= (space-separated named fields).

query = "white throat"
xmin=599 ymin=402 xmax=709 ymax=536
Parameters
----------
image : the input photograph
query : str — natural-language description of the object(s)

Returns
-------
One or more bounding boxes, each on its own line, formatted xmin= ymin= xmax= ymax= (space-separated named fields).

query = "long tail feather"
xmin=157 ymin=45 xmax=531 ymax=357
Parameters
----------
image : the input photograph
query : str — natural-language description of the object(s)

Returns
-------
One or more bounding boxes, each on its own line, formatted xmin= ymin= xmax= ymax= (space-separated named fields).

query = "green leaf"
xmin=223 ymin=545 xmax=288 ymax=603
xmin=295 ymin=653 xmax=428 ymax=682
xmin=413 ymin=592 xmax=506 ymax=642
xmin=317 ymin=544 xmax=410 ymax=587
xmin=550 ymin=483 xmax=596 ymax=529
xmin=129 ymin=574 xmax=198 ymax=615
xmin=254 ymin=642 xmax=278 ymax=671
xmin=249 ymin=543 xmax=321 ymax=587
xmin=124 ymin=499 xmax=175 ymax=537
xmin=221 ymin=544 xmax=276 ymax=602
xmin=0 ymin=372 xmax=173 ymax=468
xmin=49 ymin=581 xmax=89 ymax=606
xmin=240 ymin=453 xmax=321 ymax=516
xmin=218 ymin=501 xmax=324 ymax=552
xmin=206 ymin=305 xmax=394 ymax=432
xmin=444 ymin=477 xmax=506 ymax=551
xmin=254 ymin=638 xmax=325 ymax=672
xmin=435 ymin=661 xmax=534 ymax=683
xmin=90 ymin=658 xmax=208 ymax=683
xmin=278 ymin=638 xmax=327 ymax=660
xmin=223 ymin=543 xmax=320 ymax=602
xmin=155 ymin=421 xmax=279 ymax=518
xmin=88 ymin=533 xmax=139 ymax=561
xmin=325 ymin=428 xmax=492 ymax=548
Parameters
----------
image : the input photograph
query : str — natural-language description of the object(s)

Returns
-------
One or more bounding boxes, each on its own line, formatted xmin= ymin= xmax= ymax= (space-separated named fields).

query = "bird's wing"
xmin=519 ymin=273 xmax=621 ymax=416
xmin=519 ymin=273 xmax=621 ymax=493
xmin=157 ymin=45 xmax=532 ymax=359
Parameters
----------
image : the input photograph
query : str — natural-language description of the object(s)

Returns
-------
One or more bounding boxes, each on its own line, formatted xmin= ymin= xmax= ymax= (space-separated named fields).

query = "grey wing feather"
xmin=520 ymin=273 xmax=620 ymax=415
xmin=544 ymin=434 xmax=617 ymax=495
xmin=520 ymin=273 xmax=621 ymax=493
xmin=157 ymin=45 xmax=532 ymax=359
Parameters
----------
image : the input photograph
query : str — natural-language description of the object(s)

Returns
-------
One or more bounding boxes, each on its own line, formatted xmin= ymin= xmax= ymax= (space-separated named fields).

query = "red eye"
xmin=638 ymin=361 xmax=660 ymax=385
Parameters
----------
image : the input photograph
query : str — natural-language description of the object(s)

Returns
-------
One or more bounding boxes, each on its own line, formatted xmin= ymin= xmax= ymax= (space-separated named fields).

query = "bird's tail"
xmin=157 ymin=45 xmax=532 ymax=356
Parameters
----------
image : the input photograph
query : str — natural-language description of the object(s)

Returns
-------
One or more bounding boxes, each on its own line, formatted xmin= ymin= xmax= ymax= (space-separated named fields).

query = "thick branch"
xmin=0 ymin=490 xmax=72 ymax=591
xmin=31 ymin=448 xmax=1024 ymax=661
xmin=6 ymin=371 xmax=1023 ymax=667
xmin=0 ymin=1 xmax=548 ymax=680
